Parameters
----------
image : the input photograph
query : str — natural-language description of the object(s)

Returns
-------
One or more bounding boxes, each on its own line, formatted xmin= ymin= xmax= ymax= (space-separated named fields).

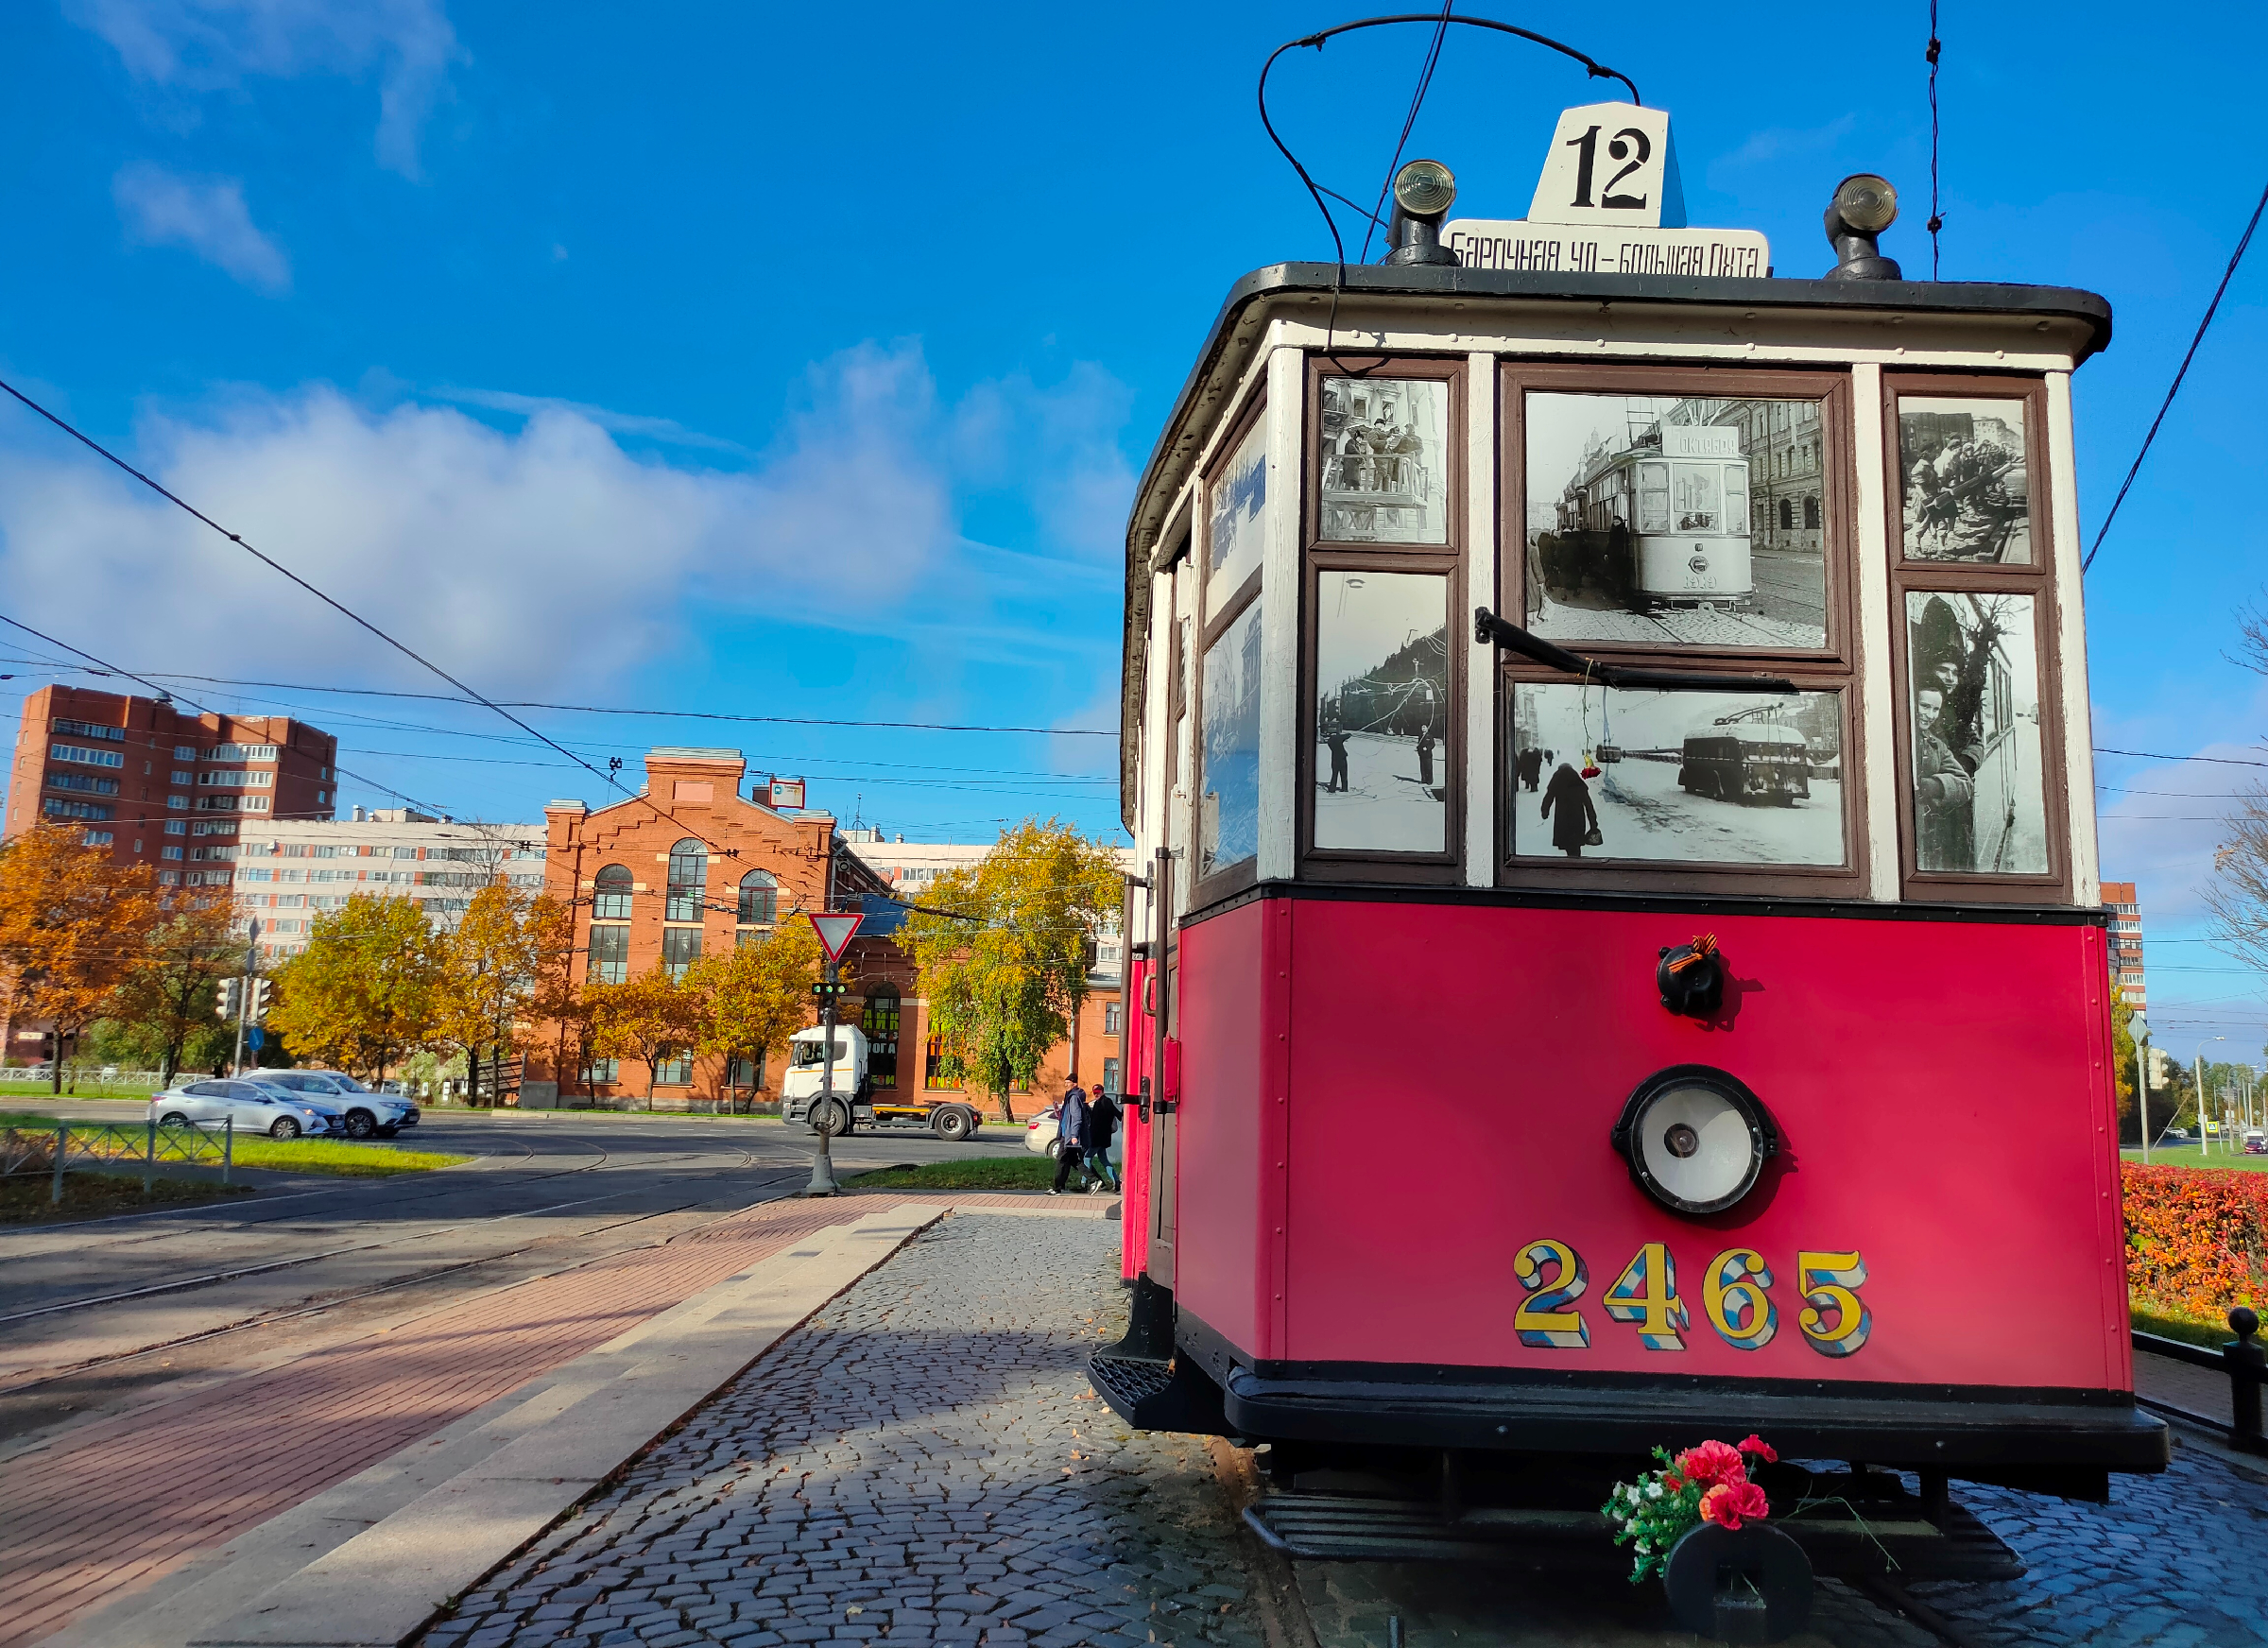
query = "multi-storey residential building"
xmin=2104 ymin=880 xmax=2145 ymax=1008
xmin=4 ymin=686 xmax=337 ymax=881
xmin=231 ymin=810 xmax=547 ymax=961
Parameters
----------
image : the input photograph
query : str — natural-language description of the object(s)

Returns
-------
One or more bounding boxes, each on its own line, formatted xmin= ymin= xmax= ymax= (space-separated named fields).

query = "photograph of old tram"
xmin=1092 ymin=105 xmax=2157 ymax=1624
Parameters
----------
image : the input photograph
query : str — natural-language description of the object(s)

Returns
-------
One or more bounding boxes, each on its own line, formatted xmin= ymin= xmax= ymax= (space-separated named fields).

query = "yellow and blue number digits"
xmin=1514 ymin=1241 xmax=1864 ymax=1356
xmin=1604 ymin=1242 xmax=1689 ymax=1350
xmin=1512 ymin=1239 xmax=1591 ymax=1348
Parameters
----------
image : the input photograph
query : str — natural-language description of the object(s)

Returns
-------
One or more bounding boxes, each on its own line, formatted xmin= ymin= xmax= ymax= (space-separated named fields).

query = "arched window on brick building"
xmin=737 ymin=868 xmax=779 ymax=933
xmin=665 ymin=840 xmax=707 ymax=921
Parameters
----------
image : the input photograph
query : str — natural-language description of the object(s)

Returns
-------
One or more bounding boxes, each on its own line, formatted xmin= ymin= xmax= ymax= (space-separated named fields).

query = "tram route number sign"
xmin=1511 ymin=1238 xmax=1870 ymax=1359
xmin=1444 ymin=219 xmax=1770 ymax=281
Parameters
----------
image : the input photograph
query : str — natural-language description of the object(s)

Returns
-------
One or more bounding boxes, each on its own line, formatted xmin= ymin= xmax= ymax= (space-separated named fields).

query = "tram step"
xmin=1243 ymin=1490 xmax=2021 ymax=1581
xmin=1090 ymin=1353 xmax=1229 ymax=1436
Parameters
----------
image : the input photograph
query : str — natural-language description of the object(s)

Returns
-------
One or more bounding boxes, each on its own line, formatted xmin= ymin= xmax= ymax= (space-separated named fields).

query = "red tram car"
xmin=1091 ymin=113 xmax=2161 ymax=1592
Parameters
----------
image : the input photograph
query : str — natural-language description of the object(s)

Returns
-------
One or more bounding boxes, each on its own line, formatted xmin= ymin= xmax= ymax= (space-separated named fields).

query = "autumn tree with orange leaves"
xmin=0 ymin=824 xmax=163 ymax=1090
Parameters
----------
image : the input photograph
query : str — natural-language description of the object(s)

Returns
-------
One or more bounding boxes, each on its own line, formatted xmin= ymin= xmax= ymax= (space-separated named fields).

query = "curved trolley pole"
xmin=804 ymin=910 xmax=865 ymax=1197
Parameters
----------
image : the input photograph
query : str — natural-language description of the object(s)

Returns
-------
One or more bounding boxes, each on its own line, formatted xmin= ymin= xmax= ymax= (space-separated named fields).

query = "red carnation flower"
xmin=1738 ymin=1434 xmax=1778 ymax=1465
xmin=1700 ymin=1479 xmax=1770 ymax=1531
xmin=1674 ymin=1440 xmax=1747 ymax=1487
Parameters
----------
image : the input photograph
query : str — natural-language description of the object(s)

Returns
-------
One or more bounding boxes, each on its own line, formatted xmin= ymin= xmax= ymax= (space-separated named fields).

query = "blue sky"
xmin=0 ymin=2 xmax=2262 ymax=1057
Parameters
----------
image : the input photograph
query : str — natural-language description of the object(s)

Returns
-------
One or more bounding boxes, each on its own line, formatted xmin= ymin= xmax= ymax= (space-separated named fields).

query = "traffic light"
xmin=219 ymin=978 xmax=243 ymax=1020
xmin=812 ymin=980 xmax=849 ymax=1000
xmin=248 ymin=978 xmax=272 ymax=1022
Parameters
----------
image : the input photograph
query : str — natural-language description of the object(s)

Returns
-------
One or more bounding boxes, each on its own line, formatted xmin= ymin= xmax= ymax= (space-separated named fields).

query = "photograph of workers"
xmin=1313 ymin=571 xmax=1450 ymax=852
xmin=1522 ymin=391 xmax=1828 ymax=648
xmin=1898 ymin=397 xmax=2030 ymax=564
xmin=1906 ymin=592 xmax=2049 ymax=873
xmin=1507 ymin=683 xmax=1845 ymax=864
xmin=1319 ymin=377 xmax=1448 ymax=544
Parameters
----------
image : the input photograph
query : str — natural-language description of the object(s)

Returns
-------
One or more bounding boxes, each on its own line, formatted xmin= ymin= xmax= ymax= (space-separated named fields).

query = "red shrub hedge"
xmin=2123 ymin=1162 xmax=2268 ymax=1319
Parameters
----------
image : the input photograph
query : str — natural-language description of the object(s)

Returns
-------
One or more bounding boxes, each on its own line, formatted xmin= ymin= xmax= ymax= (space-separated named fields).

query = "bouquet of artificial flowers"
xmin=1601 ymin=1434 xmax=1777 ymax=1583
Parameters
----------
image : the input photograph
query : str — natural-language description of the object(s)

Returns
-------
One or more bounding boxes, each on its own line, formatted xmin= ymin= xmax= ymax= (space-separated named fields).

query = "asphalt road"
xmin=0 ymin=1107 xmax=1026 ymax=1457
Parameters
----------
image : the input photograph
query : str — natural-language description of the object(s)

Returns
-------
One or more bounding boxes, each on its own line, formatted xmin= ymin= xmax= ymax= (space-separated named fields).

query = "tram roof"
xmin=1116 ymin=263 xmax=2113 ymax=823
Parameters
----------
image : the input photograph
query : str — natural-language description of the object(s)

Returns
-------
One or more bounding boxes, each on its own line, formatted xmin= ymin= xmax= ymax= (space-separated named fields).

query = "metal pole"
xmin=2139 ymin=1036 xmax=2153 ymax=1164
xmin=805 ymin=957 xmax=841 ymax=1197
xmin=51 ymin=1123 xmax=65 ymax=1205
xmin=144 ymin=1117 xmax=154 ymax=1195
xmin=231 ymin=924 xmax=260 ymax=1077
xmin=223 ymin=1115 xmax=232 ymax=1186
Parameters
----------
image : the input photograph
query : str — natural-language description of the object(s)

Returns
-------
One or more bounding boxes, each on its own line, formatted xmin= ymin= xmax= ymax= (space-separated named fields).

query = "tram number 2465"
xmin=1511 ymin=1240 xmax=1869 ymax=1359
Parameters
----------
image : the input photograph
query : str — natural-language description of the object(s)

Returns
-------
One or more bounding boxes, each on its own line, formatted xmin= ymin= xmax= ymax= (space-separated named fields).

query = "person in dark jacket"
xmin=1082 ymin=1083 xmax=1121 ymax=1193
xmin=1050 ymin=1082 xmax=1090 ymax=1193
xmin=1540 ymin=762 xmax=1599 ymax=857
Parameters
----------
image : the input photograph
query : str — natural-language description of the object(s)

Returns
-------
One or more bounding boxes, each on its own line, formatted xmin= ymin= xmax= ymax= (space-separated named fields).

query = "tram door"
xmin=1147 ymin=607 xmax=1189 ymax=1289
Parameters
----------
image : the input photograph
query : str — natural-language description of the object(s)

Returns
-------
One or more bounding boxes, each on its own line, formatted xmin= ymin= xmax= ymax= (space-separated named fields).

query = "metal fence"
xmin=0 ymin=1120 xmax=237 ymax=1203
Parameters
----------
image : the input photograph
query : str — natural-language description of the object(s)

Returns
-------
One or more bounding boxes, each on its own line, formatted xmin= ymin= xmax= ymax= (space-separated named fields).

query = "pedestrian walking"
xmin=1050 ymin=1081 xmax=1090 ymax=1194
xmin=1083 ymin=1082 xmax=1121 ymax=1193
xmin=1416 ymin=728 xmax=1435 ymax=787
xmin=1321 ymin=698 xmax=1350 ymax=793
xmin=1541 ymin=762 xmax=1600 ymax=858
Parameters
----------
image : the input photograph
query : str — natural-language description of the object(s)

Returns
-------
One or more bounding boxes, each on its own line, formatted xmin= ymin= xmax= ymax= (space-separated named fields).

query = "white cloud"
xmin=113 ymin=163 xmax=291 ymax=292
xmin=0 ymin=343 xmax=1134 ymax=707
xmin=69 ymin=0 xmax=464 ymax=177
xmin=951 ymin=363 xmax=1136 ymax=563
xmin=429 ymin=386 xmax=749 ymax=455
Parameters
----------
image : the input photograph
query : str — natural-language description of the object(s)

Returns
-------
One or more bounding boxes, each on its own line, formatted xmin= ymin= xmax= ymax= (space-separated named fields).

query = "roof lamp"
xmin=1823 ymin=172 xmax=1901 ymax=282
xmin=1611 ymin=1065 xmax=1779 ymax=1216
xmin=1383 ymin=158 xmax=1460 ymax=267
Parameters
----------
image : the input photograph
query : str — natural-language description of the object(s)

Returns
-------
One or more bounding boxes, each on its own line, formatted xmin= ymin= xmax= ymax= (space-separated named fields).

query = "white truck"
xmin=779 ymin=1023 xmax=984 ymax=1142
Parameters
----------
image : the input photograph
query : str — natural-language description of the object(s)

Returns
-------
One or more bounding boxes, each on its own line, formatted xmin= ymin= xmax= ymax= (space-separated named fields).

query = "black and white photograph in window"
xmin=1898 ymin=397 xmax=2030 ymax=563
xmin=1907 ymin=592 xmax=2048 ymax=873
xmin=1319 ymin=378 xmax=1448 ymax=544
xmin=1523 ymin=392 xmax=1828 ymax=648
xmin=1199 ymin=602 xmax=1263 ymax=881
xmin=1314 ymin=572 xmax=1448 ymax=852
xmin=1208 ymin=413 xmax=1267 ymax=605
xmin=1508 ymin=684 xmax=1844 ymax=864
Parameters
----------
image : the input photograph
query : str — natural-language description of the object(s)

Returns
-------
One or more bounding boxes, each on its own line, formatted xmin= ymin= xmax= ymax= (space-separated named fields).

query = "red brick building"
xmin=4 ymin=686 xmax=338 ymax=884
xmin=537 ymin=747 xmax=1124 ymax=1112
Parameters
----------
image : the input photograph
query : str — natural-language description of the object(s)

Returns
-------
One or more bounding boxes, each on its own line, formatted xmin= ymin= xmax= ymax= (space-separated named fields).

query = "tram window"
xmin=1207 ymin=410 xmax=1267 ymax=609
xmin=1505 ymin=684 xmax=1846 ymax=867
xmin=1672 ymin=464 xmax=1721 ymax=531
xmin=1897 ymin=396 xmax=2032 ymax=564
xmin=1521 ymin=388 xmax=1830 ymax=651
xmin=1905 ymin=592 xmax=2049 ymax=875
xmin=1314 ymin=571 xmax=1449 ymax=854
xmin=1317 ymin=377 xmax=1449 ymax=545
xmin=1197 ymin=601 xmax=1262 ymax=883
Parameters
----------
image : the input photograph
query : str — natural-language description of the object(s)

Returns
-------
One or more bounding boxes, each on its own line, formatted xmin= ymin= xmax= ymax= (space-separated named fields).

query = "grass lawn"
xmin=0 ymin=1168 xmax=254 ymax=1225
xmin=0 ymin=1079 xmax=160 ymax=1101
xmin=845 ymin=1156 xmax=1071 ymax=1192
xmin=2120 ymin=1145 xmax=2268 ymax=1172
xmin=0 ymin=1110 xmax=470 ymax=1176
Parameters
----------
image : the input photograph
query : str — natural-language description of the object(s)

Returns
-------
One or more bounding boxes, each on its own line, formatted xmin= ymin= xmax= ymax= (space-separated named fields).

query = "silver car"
xmin=148 ymin=1079 xmax=340 ymax=1141
xmin=258 ymin=1070 xmax=421 ymax=1139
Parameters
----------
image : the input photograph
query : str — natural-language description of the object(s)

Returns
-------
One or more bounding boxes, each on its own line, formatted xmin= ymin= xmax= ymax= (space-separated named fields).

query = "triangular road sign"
xmin=809 ymin=911 xmax=863 ymax=964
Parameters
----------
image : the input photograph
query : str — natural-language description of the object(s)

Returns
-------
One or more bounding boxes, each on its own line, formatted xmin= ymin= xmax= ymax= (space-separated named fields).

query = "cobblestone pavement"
xmin=421 ymin=1214 xmax=2268 ymax=1648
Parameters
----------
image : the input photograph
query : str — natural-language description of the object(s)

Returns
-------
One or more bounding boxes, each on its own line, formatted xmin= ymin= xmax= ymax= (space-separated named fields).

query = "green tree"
xmin=0 ymin=823 xmax=162 ymax=1090
xmin=904 ymin=818 xmax=1123 ymax=1123
xmin=110 ymin=897 xmax=245 ymax=1084
xmin=268 ymin=894 xmax=447 ymax=1081
xmin=587 ymin=964 xmax=710 ymax=1106
xmin=434 ymin=884 xmax=558 ymax=1106
xmin=690 ymin=921 xmax=822 ymax=1099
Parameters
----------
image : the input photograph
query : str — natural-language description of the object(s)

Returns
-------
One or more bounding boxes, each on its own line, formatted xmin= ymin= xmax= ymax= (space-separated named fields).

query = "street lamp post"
xmin=804 ymin=910 xmax=864 ymax=1199
xmin=2136 ymin=1012 xmax=2152 ymax=1165
xmin=2199 ymin=1037 xmax=2226 ymax=1155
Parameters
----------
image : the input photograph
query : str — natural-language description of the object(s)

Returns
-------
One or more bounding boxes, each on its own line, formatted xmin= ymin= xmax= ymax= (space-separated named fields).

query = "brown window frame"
xmin=1881 ymin=371 xmax=2068 ymax=902
xmin=1189 ymin=394 xmax=1267 ymax=909
xmin=1494 ymin=361 xmax=1868 ymax=896
xmin=1299 ymin=353 xmax=1466 ymax=882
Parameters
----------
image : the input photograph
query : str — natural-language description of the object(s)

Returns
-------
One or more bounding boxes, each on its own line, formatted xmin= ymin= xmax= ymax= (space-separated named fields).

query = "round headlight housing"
xmin=1611 ymin=1066 xmax=1778 ymax=1216
xmin=1831 ymin=173 xmax=1898 ymax=235
xmin=1392 ymin=158 xmax=1457 ymax=222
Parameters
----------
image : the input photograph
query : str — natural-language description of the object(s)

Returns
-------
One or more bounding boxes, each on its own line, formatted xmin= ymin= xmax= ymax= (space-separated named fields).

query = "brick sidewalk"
xmin=0 ymin=1189 xmax=1096 ymax=1648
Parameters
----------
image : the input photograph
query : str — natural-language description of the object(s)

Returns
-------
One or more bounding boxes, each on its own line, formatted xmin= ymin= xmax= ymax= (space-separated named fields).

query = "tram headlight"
xmin=1392 ymin=159 xmax=1457 ymax=222
xmin=1823 ymin=173 xmax=1902 ymax=282
xmin=1830 ymin=174 xmax=1898 ymax=234
xmin=1611 ymin=1066 xmax=1778 ymax=1216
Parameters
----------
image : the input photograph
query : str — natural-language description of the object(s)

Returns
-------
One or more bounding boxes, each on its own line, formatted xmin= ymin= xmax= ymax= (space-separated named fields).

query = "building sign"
xmin=1444 ymin=220 xmax=1769 ymax=280
xmin=764 ymin=776 xmax=806 ymax=810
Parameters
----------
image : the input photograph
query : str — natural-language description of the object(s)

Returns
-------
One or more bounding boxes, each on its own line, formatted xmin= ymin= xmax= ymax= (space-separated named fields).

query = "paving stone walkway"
xmin=422 ymin=1214 xmax=2268 ymax=1648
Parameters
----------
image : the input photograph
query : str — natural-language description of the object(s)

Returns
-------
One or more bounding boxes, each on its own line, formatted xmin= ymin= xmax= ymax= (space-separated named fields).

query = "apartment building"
xmin=5 ymin=685 xmax=337 ymax=880
xmin=232 ymin=809 xmax=547 ymax=961
xmin=2104 ymin=880 xmax=2145 ymax=1009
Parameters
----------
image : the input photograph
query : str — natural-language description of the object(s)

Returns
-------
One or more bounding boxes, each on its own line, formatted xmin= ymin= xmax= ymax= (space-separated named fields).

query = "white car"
xmin=1025 ymin=1100 xmax=1126 ymax=1168
xmin=148 ymin=1078 xmax=341 ymax=1141
xmin=258 ymin=1070 xmax=421 ymax=1140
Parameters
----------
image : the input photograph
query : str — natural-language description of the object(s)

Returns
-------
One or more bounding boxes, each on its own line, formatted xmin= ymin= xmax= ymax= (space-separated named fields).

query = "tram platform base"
xmin=1239 ymin=1467 xmax=2022 ymax=1582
